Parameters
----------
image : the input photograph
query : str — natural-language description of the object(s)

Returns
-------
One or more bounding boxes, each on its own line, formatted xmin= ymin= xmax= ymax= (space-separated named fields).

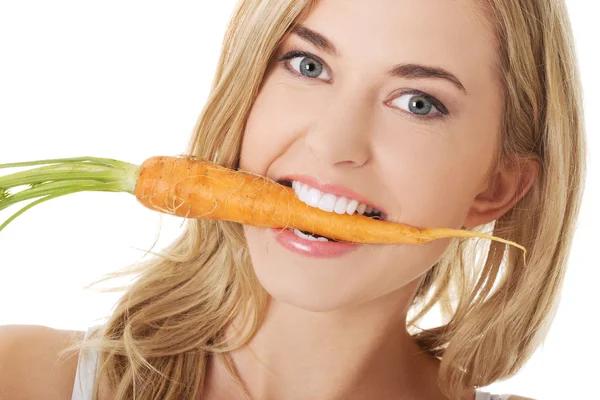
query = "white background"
xmin=0 ymin=2 xmax=597 ymax=399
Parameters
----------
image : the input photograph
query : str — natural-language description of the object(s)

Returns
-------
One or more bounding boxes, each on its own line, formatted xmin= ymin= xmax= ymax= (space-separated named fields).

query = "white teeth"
xmin=300 ymin=183 xmax=310 ymax=199
xmin=307 ymin=187 xmax=321 ymax=207
xmin=293 ymin=228 xmax=330 ymax=241
xmin=346 ymin=199 xmax=359 ymax=214
xmin=292 ymin=180 xmax=382 ymax=217
xmin=318 ymin=193 xmax=337 ymax=212
xmin=334 ymin=197 xmax=350 ymax=214
xmin=356 ymin=202 xmax=367 ymax=215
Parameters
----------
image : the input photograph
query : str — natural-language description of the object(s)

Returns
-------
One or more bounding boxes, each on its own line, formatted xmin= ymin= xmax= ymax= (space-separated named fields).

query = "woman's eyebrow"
xmin=390 ymin=64 xmax=467 ymax=94
xmin=291 ymin=24 xmax=340 ymax=57
xmin=291 ymin=24 xmax=467 ymax=95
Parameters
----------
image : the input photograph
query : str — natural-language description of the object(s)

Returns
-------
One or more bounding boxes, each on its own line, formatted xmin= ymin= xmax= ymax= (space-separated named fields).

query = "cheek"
xmin=238 ymin=90 xmax=277 ymax=173
xmin=380 ymin=119 xmax=496 ymax=231
xmin=239 ymin=77 xmax=320 ymax=173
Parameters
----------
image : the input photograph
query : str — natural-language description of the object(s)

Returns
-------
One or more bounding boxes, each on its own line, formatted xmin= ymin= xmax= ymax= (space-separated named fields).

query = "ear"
xmin=463 ymin=157 xmax=539 ymax=228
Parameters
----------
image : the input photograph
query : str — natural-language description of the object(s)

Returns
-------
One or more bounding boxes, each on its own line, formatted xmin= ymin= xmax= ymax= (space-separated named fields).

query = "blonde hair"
xmin=60 ymin=0 xmax=587 ymax=399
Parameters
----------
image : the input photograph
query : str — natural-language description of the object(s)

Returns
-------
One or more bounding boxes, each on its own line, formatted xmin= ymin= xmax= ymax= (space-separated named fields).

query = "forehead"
xmin=296 ymin=0 xmax=498 ymax=92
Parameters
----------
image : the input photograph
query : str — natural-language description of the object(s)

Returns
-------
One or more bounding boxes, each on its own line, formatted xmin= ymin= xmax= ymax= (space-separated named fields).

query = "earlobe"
xmin=463 ymin=158 xmax=540 ymax=228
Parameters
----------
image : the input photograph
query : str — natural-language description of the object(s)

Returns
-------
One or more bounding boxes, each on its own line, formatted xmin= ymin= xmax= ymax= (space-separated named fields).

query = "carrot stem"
xmin=0 ymin=156 xmax=139 ymax=233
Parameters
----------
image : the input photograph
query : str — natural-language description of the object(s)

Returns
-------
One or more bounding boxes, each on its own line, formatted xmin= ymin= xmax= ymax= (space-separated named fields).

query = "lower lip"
xmin=271 ymin=228 xmax=360 ymax=258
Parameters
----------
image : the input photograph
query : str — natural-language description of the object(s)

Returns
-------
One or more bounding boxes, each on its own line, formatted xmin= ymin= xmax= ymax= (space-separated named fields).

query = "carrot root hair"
xmin=417 ymin=227 xmax=527 ymax=268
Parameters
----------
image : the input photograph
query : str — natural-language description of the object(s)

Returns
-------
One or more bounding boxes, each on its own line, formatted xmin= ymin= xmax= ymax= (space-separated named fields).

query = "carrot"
xmin=0 ymin=154 xmax=527 ymax=266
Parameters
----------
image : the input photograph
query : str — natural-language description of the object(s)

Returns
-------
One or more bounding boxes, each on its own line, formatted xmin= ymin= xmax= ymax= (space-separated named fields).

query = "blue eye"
xmin=289 ymin=56 xmax=331 ymax=80
xmin=392 ymin=93 xmax=442 ymax=117
xmin=277 ymin=50 xmax=331 ymax=81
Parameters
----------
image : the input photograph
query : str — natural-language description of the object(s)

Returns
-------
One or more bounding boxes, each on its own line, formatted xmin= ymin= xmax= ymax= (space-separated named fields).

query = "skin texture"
xmin=205 ymin=0 xmax=539 ymax=399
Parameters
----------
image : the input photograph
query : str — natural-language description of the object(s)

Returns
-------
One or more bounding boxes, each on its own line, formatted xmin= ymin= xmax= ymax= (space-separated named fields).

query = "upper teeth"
xmin=292 ymin=181 xmax=382 ymax=217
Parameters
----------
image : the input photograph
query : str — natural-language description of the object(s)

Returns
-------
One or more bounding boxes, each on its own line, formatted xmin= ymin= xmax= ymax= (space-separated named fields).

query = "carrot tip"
xmin=417 ymin=227 xmax=528 ymax=268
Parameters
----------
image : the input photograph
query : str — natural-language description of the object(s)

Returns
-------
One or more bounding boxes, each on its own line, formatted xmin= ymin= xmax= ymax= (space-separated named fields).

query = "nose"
xmin=305 ymin=88 xmax=373 ymax=168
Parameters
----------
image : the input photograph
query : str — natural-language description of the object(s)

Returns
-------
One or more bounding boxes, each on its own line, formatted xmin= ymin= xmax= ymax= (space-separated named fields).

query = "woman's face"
xmin=239 ymin=0 xmax=502 ymax=311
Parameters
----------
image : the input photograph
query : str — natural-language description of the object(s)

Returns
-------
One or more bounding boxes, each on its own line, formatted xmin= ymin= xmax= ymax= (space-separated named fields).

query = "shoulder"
xmin=0 ymin=324 xmax=84 ymax=400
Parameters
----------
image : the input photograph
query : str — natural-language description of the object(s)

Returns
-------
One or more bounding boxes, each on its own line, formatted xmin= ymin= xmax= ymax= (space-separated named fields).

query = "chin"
xmin=242 ymin=225 xmax=440 ymax=314
xmin=242 ymin=226 xmax=374 ymax=313
xmin=256 ymin=271 xmax=362 ymax=313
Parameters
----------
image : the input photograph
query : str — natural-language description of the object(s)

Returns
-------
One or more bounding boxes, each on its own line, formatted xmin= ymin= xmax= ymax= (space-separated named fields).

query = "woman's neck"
xmin=202 ymin=284 xmax=467 ymax=400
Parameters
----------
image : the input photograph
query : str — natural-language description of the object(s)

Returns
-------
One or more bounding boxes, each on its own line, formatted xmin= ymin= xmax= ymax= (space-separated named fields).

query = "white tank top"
xmin=71 ymin=326 xmax=516 ymax=400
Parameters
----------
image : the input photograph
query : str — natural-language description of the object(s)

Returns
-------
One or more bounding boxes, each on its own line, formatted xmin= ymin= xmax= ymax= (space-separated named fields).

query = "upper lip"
xmin=276 ymin=174 xmax=388 ymax=219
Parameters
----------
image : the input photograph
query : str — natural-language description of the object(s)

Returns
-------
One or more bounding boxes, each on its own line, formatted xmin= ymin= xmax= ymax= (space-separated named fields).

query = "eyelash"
xmin=275 ymin=49 xmax=450 ymax=120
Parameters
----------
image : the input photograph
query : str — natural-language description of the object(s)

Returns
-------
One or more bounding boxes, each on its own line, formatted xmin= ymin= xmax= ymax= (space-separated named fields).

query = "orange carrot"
xmin=0 ymin=154 xmax=527 ymax=266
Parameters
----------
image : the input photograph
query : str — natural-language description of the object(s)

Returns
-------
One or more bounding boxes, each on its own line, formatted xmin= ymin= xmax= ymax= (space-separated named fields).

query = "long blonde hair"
xmin=60 ymin=0 xmax=587 ymax=399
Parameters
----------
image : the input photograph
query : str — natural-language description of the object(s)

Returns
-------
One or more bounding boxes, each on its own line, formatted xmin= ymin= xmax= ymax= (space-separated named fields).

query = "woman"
xmin=0 ymin=0 xmax=586 ymax=399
